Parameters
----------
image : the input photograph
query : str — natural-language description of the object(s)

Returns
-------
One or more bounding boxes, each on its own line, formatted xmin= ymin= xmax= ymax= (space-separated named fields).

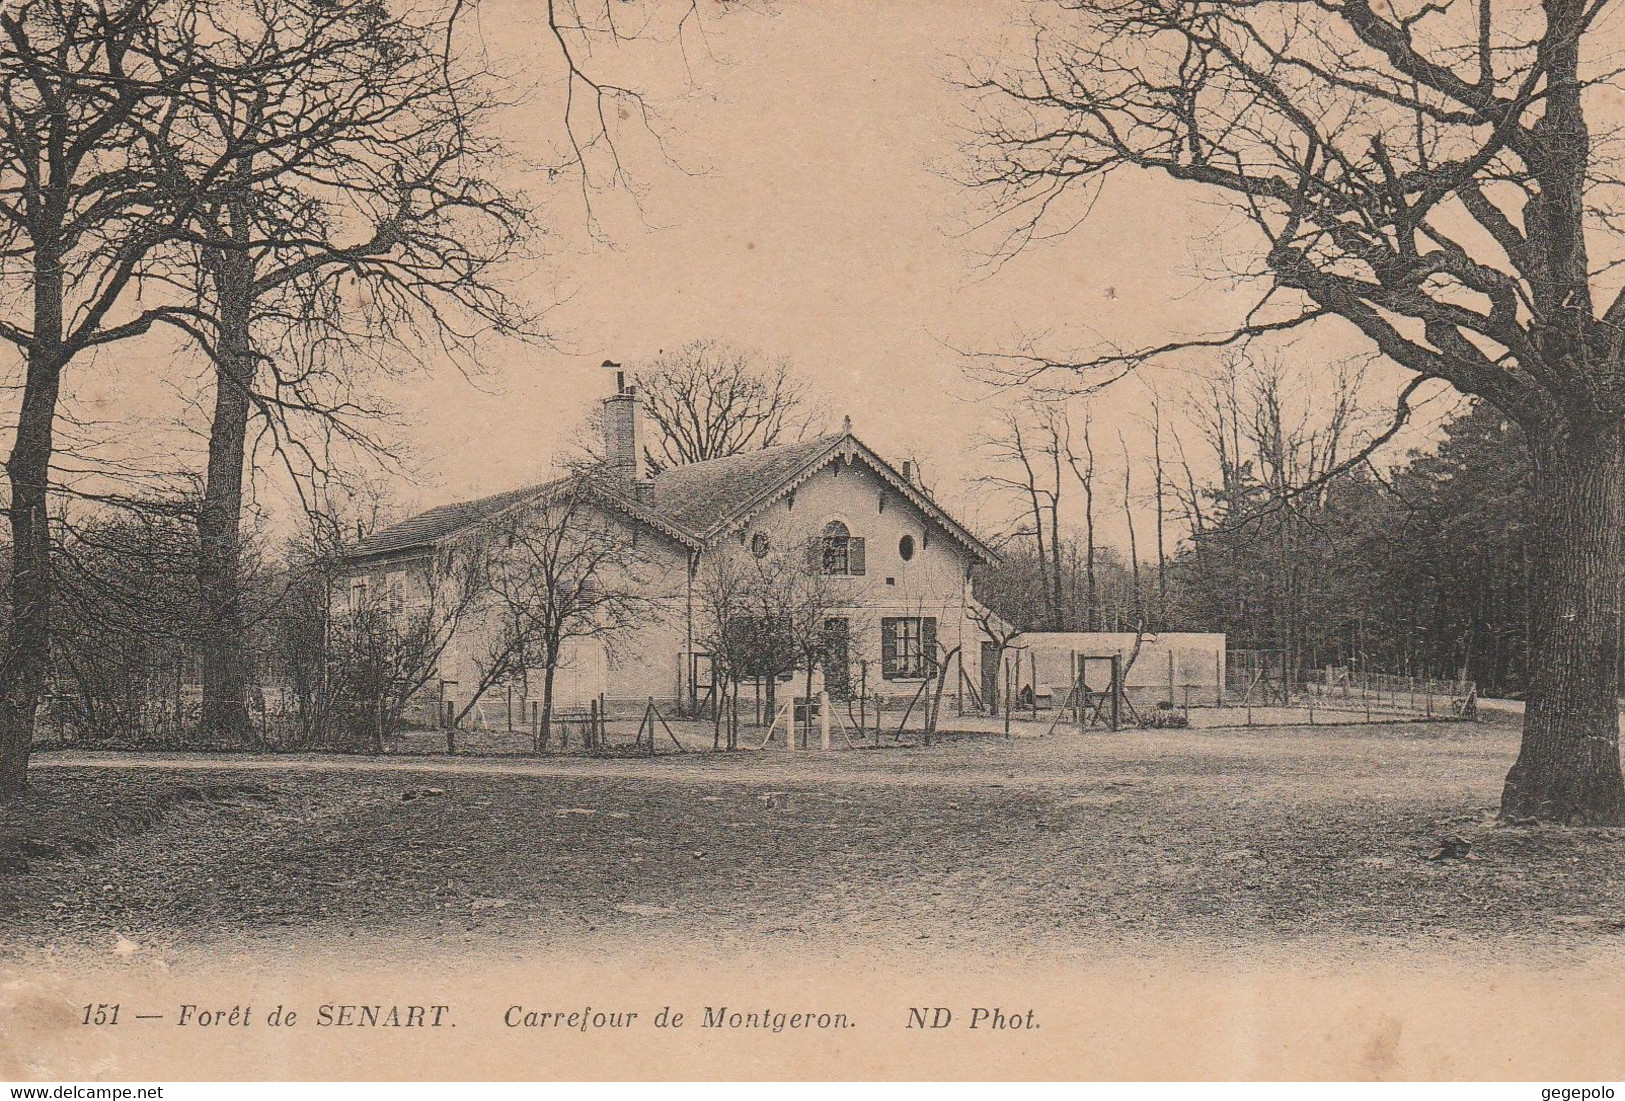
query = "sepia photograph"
xmin=2 ymin=0 xmax=1625 ymax=1085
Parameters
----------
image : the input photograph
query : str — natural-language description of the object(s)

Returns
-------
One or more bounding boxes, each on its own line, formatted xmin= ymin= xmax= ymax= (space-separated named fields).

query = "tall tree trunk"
xmin=1151 ymin=408 xmax=1167 ymax=630
xmin=1048 ymin=501 xmax=1063 ymax=630
xmin=0 ymin=347 xmax=65 ymax=797
xmin=0 ymin=246 xmax=67 ymax=798
xmin=196 ymin=207 xmax=256 ymax=748
xmin=1120 ymin=433 xmax=1141 ymax=624
xmin=1083 ymin=427 xmax=1097 ymax=631
xmin=1501 ymin=423 xmax=1625 ymax=824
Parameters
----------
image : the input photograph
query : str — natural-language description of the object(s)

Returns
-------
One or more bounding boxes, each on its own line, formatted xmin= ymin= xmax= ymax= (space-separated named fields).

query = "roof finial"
xmin=842 ymin=414 xmax=852 ymax=434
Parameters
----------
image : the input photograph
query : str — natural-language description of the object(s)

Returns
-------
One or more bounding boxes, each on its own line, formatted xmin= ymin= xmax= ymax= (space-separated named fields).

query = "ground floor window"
xmin=881 ymin=616 xmax=937 ymax=680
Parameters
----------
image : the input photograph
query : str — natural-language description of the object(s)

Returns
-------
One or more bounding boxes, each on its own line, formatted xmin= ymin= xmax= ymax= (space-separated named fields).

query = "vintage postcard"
xmin=3 ymin=0 xmax=1625 ymax=1084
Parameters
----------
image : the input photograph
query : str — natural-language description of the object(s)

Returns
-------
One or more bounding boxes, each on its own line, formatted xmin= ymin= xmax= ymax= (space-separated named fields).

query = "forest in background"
xmin=972 ymin=363 xmax=1534 ymax=699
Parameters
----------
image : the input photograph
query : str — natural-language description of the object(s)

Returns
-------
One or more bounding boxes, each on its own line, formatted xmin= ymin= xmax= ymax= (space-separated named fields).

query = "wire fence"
xmin=35 ymin=651 xmax=1482 ymax=752
xmin=1220 ymin=656 xmax=1477 ymax=719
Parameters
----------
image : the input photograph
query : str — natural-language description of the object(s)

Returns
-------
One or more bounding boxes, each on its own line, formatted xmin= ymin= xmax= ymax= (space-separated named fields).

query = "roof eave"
xmin=695 ymin=432 xmax=1001 ymax=565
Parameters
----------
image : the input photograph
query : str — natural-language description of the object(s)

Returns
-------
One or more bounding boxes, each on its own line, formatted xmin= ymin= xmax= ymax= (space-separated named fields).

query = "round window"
xmin=898 ymin=534 xmax=915 ymax=561
xmin=750 ymin=532 xmax=771 ymax=558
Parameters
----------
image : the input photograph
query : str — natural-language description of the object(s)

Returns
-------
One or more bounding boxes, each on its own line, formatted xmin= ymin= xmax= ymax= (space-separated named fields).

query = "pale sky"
xmin=38 ymin=0 xmax=1462 ymax=554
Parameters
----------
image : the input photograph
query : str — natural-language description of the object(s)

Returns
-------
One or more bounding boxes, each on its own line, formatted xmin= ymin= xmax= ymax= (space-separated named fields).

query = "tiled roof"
xmin=346 ymin=432 xmax=998 ymax=565
xmin=644 ymin=433 xmax=845 ymax=538
xmin=349 ymin=478 xmax=570 ymax=560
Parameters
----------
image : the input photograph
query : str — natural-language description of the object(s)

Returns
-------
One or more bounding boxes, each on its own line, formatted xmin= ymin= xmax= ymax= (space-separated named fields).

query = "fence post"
xmin=1003 ymin=656 xmax=1012 ymax=737
xmin=1110 ymin=654 xmax=1121 ymax=731
xmin=1076 ymin=654 xmax=1086 ymax=735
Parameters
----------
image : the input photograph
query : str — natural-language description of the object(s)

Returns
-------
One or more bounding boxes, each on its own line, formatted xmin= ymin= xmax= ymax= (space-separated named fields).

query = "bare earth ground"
xmin=6 ymin=716 xmax=1625 ymax=968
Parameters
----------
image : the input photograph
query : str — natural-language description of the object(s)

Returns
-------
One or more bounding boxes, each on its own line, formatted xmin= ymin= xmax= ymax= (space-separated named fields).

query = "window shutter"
xmin=922 ymin=618 xmax=938 ymax=677
xmin=881 ymin=618 xmax=898 ymax=680
xmin=806 ymin=537 xmax=822 ymax=575
xmin=849 ymin=537 xmax=866 ymax=576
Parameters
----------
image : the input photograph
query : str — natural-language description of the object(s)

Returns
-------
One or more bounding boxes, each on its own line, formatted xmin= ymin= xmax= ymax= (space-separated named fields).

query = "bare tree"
xmin=979 ymin=401 xmax=1068 ymax=629
xmin=0 ymin=0 xmax=244 ymax=796
xmin=633 ymin=339 xmax=822 ymax=472
xmin=692 ymin=548 xmax=754 ymax=749
xmin=693 ymin=526 xmax=842 ymax=743
xmin=146 ymin=0 xmax=535 ymax=747
xmin=787 ymin=536 xmax=843 ymax=746
xmin=967 ymin=595 xmax=1025 ymax=714
xmin=1117 ymin=428 xmax=1142 ymax=628
xmin=1149 ymin=397 xmax=1169 ymax=628
xmin=964 ymin=0 xmax=1625 ymax=821
xmin=48 ymin=504 xmax=201 ymax=745
xmin=453 ymin=479 xmax=665 ymax=751
xmin=1061 ymin=407 xmax=1099 ymax=630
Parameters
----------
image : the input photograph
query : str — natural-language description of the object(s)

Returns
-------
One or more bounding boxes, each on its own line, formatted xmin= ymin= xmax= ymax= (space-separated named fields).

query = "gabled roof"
xmin=651 ymin=430 xmax=999 ymax=565
xmin=347 ymin=474 xmax=702 ymax=564
xmin=345 ymin=430 xmax=999 ymax=567
xmin=349 ymin=480 xmax=563 ymax=560
xmin=644 ymin=433 xmax=845 ymax=537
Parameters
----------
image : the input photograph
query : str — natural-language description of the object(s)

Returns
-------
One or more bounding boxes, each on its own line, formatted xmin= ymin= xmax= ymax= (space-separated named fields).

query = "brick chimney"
xmin=602 ymin=371 xmax=646 ymax=485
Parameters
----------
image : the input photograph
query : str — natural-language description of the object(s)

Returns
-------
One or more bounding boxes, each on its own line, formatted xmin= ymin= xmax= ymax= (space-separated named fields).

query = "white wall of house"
xmin=721 ymin=454 xmax=985 ymax=704
xmin=339 ymin=454 xmax=995 ymax=728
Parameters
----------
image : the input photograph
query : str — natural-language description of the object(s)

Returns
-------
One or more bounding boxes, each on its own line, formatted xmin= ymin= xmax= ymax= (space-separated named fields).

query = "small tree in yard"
xmin=787 ymin=540 xmax=843 ymax=746
xmin=262 ymin=553 xmax=340 ymax=748
xmin=329 ymin=544 xmax=483 ymax=752
xmin=453 ymin=481 xmax=665 ymax=752
xmin=50 ymin=507 xmax=201 ymax=744
xmin=695 ymin=529 xmax=845 ymax=746
xmin=967 ymin=0 xmax=1625 ymax=823
xmin=694 ymin=550 xmax=786 ymax=749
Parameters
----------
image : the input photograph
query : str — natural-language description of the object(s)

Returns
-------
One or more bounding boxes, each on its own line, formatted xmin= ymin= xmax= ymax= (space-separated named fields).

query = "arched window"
xmin=898 ymin=534 xmax=915 ymax=561
xmin=815 ymin=521 xmax=866 ymax=576
xmin=821 ymin=521 xmax=850 ymax=575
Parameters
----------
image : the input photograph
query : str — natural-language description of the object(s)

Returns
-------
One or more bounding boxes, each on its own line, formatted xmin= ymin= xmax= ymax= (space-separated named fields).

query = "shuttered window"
xmin=880 ymin=617 xmax=937 ymax=679
xmin=818 ymin=521 xmax=865 ymax=576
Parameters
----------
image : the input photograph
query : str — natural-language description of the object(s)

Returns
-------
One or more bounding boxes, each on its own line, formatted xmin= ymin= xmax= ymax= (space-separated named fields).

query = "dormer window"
xmin=819 ymin=521 xmax=866 ymax=576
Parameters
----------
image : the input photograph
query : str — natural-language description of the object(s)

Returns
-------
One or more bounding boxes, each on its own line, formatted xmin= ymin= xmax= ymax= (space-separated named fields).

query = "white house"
xmin=341 ymin=380 xmax=1002 ymax=727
